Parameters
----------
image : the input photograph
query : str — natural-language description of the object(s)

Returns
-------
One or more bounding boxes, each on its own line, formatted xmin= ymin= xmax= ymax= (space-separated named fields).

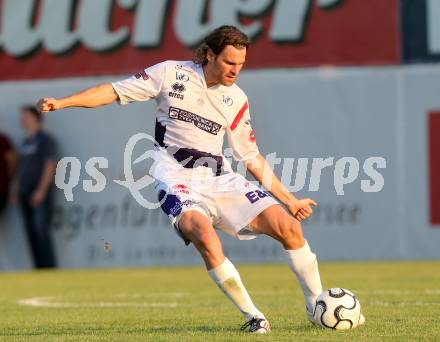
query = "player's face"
xmin=209 ymin=45 xmax=246 ymax=86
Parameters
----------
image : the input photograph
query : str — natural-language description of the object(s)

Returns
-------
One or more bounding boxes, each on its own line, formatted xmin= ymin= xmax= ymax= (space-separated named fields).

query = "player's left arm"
xmin=245 ymin=154 xmax=317 ymax=221
xmin=227 ymin=97 xmax=316 ymax=221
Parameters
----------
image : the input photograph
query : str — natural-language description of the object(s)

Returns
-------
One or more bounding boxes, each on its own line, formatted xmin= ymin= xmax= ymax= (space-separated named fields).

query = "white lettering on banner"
xmin=0 ymin=0 xmax=343 ymax=57
xmin=77 ymin=0 xmax=128 ymax=51
xmin=427 ymin=0 xmax=440 ymax=54
xmin=129 ymin=0 xmax=169 ymax=47
xmin=271 ymin=0 xmax=312 ymax=41
xmin=37 ymin=0 xmax=77 ymax=54
xmin=174 ymin=0 xmax=271 ymax=46
xmin=2 ymin=0 xmax=42 ymax=56
xmin=270 ymin=0 xmax=342 ymax=41
xmin=1 ymin=0 xmax=128 ymax=56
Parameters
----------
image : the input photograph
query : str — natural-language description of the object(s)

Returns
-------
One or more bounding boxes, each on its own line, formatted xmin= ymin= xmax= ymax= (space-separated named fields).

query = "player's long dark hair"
xmin=194 ymin=25 xmax=250 ymax=65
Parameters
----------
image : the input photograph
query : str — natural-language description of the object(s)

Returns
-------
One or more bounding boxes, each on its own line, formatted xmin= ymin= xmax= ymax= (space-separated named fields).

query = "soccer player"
xmin=38 ymin=25 xmax=329 ymax=333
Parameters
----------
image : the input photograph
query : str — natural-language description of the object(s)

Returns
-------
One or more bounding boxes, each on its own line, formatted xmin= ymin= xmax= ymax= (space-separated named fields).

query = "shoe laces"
xmin=240 ymin=318 xmax=257 ymax=331
xmin=240 ymin=317 xmax=266 ymax=332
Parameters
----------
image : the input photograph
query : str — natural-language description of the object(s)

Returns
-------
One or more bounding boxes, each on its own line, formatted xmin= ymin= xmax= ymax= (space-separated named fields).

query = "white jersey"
xmin=112 ymin=60 xmax=259 ymax=168
xmin=113 ymin=61 xmax=278 ymax=241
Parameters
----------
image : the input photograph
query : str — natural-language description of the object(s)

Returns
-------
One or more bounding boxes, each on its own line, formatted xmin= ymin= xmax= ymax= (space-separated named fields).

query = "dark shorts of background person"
xmin=18 ymin=189 xmax=56 ymax=268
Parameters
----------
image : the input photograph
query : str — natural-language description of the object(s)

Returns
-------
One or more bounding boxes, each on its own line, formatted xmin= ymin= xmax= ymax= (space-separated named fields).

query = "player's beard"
xmin=222 ymin=74 xmax=236 ymax=86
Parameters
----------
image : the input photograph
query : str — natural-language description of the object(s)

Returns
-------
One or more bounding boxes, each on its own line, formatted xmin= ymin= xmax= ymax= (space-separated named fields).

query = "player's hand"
xmin=37 ymin=97 xmax=60 ymax=113
xmin=287 ymin=198 xmax=317 ymax=222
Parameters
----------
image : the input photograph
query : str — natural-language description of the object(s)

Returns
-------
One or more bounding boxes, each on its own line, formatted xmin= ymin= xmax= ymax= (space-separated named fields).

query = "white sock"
xmin=208 ymin=258 xmax=265 ymax=321
xmin=285 ymin=240 xmax=323 ymax=312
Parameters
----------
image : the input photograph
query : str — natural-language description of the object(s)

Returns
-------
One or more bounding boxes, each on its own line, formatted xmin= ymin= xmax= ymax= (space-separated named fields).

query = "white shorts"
xmin=152 ymin=153 xmax=278 ymax=244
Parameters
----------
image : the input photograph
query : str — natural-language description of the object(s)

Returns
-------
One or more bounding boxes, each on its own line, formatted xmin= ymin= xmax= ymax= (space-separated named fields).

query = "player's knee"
xmin=278 ymin=218 xmax=304 ymax=248
xmin=177 ymin=212 xmax=192 ymax=233
xmin=179 ymin=211 xmax=206 ymax=234
xmin=178 ymin=211 xmax=215 ymax=245
xmin=194 ymin=228 xmax=217 ymax=249
xmin=179 ymin=212 xmax=223 ymax=265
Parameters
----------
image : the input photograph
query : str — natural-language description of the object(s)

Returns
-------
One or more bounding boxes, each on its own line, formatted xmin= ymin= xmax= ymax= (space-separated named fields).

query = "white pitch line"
xmin=252 ymin=289 xmax=440 ymax=296
xmin=355 ymin=289 xmax=440 ymax=295
xmin=368 ymin=301 xmax=440 ymax=307
xmin=17 ymin=297 xmax=178 ymax=308
xmin=114 ymin=292 xmax=186 ymax=298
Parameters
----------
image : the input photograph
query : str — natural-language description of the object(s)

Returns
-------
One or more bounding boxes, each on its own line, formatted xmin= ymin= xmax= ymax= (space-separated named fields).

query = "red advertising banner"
xmin=429 ymin=111 xmax=440 ymax=226
xmin=0 ymin=0 xmax=400 ymax=80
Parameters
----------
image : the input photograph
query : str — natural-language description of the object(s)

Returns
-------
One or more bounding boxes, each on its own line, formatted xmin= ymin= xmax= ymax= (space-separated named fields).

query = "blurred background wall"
xmin=0 ymin=0 xmax=439 ymax=269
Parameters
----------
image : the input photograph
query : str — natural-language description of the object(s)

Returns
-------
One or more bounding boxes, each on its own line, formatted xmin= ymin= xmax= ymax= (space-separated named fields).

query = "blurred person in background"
xmin=11 ymin=106 xmax=57 ymax=269
xmin=0 ymin=129 xmax=16 ymax=214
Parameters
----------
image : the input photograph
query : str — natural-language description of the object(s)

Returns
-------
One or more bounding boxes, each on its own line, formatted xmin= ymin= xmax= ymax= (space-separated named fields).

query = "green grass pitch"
xmin=0 ymin=261 xmax=439 ymax=341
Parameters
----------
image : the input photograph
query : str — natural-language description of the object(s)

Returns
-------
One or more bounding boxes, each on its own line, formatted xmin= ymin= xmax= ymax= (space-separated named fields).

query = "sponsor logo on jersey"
xmin=169 ymin=82 xmax=186 ymax=100
xmin=182 ymin=199 xmax=195 ymax=207
xmin=245 ymin=190 xmax=270 ymax=204
xmin=168 ymin=107 xmax=222 ymax=135
xmin=158 ymin=189 xmax=196 ymax=218
xmin=158 ymin=191 xmax=182 ymax=217
xmin=222 ymin=95 xmax=234 ymax=106
xmin=134 ymin=70 xmax=150 ymax=80
xmin=169 ymin=92 xmax=184 ymax=100
xmin=176 ymin=72 xmax=189 ymax=82
xmin=197 ymin=98 xmax=204 ymax=107
xmin=172 ymin=184 xmax=190 ymax=195
xmin=171 ymin=82 xmax=186 ymax=92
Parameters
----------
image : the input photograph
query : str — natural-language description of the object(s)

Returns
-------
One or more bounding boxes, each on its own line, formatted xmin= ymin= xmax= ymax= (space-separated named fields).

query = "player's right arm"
xmin=38 ymin=61 xmax=167 ymax=113
xmin=38 ymin=83 xmax=118 ymax=113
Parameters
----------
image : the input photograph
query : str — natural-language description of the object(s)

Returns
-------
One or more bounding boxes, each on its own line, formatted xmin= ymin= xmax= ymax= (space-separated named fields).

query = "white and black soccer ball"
xmin=313 ymin=288 xmax=361 ymax=330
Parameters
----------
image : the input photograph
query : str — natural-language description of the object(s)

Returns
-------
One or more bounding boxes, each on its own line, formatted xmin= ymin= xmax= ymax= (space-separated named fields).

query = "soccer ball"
xmin=313 ymin=288 xmax=362 ymax=330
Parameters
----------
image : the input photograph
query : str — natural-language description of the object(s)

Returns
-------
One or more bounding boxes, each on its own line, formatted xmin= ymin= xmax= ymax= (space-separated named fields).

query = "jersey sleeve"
xmin=226 ymin=100 xmax=260 ymax=161
xmin=111 ymin=61 xmax=167 ymax=105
